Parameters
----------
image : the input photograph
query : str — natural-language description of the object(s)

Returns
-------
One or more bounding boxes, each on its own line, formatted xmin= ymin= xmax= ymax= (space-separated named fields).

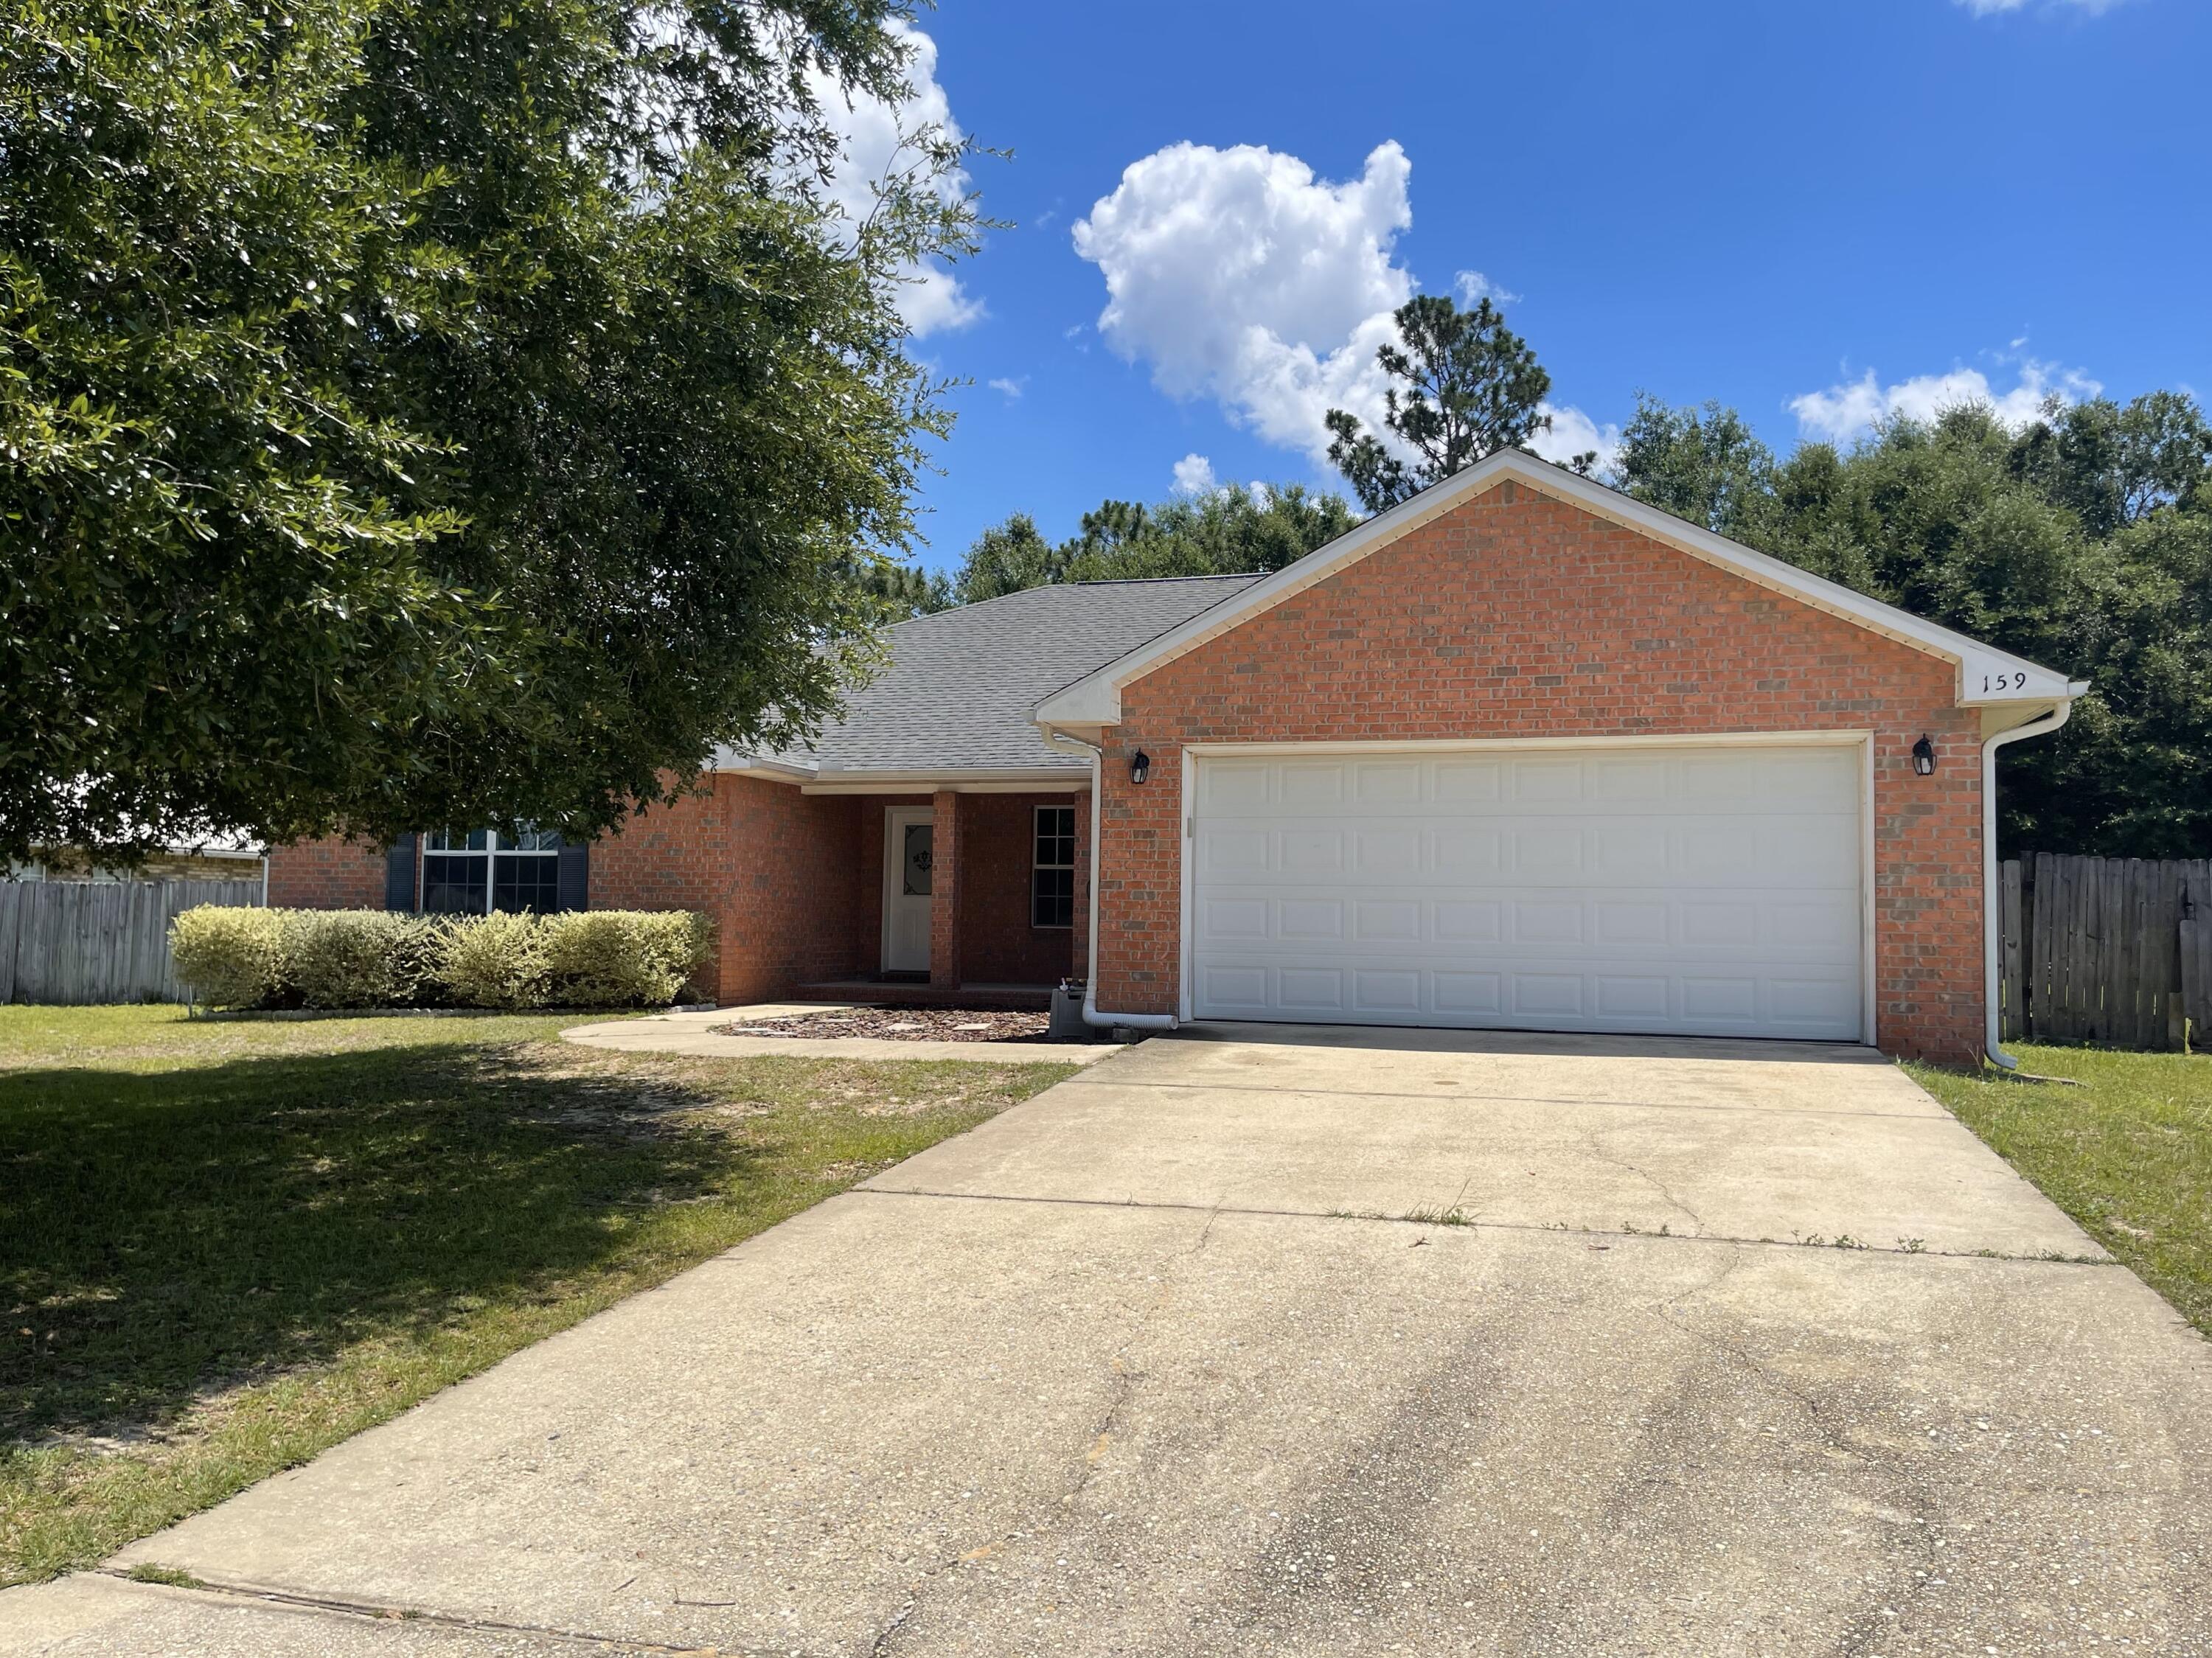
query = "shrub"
xmin=282 ymin=910 xmax=445 ymax=1009
xmin=541 ymin=910 xmax=712 ymax=1007
xmin=168 ymin=906 xmax=710 ymax=1011
xmin=434 ymin=909 xmax=549 ymax=1010
xmin=170 ymin=906 xmax=285 ymax=1009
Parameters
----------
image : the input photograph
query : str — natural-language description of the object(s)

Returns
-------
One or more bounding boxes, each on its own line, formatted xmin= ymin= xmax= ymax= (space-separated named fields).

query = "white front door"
xmin=882 ymin=807 xmax=935 ymax=973
xmin=1188 ymin=742 xmax=1868 ymax=1042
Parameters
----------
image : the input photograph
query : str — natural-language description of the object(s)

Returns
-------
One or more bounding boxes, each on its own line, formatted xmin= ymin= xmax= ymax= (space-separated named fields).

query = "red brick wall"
xmin=1093 ymin=478 xmax=1987 ymax=1063
xmin=928 ymin=790 xmax=964 ymax=986
xmin=593 ymin=773 xmax=868 ymax=1003
xmin=266 ymin=838 xmax=389 ymax=909
xmin=956 ymin=793 xmax=1080 ymax=986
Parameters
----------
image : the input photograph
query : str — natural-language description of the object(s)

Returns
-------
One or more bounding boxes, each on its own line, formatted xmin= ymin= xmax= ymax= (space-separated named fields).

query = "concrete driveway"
xmin=13 ymin=1025 xmax=2212 ymax=1655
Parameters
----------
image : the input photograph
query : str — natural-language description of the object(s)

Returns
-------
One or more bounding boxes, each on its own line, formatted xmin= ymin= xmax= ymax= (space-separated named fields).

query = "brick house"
xmin=268 ymin=452 xmax=2082 ymax=1062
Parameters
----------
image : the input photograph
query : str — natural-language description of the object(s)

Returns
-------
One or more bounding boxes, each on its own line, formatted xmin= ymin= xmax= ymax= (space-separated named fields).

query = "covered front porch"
xmin=790 ymin=784 xmax=1089 ymax=1009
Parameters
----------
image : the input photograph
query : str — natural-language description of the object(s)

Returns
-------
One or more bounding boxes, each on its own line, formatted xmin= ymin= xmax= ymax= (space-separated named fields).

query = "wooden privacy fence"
xmin=0 ymin=879 xmax=262 ymax=1005
xmin=1999 ymin=854 xmax=2211 ymax=1049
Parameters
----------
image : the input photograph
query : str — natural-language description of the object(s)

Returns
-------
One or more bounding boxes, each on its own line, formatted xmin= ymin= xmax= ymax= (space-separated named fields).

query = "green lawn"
xmin=1909 ymin=1043 xmax=2212 ymax=1337
xmin=0 ymin=1005 xmax=1077 ymax=1585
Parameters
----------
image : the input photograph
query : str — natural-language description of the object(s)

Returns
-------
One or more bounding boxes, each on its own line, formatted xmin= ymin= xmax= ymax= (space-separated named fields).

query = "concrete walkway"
xmin=560 ymin=1003 xmax=1117 ymax=1065
xmin=13 ymin=1025 xmax=2212 ymax=1655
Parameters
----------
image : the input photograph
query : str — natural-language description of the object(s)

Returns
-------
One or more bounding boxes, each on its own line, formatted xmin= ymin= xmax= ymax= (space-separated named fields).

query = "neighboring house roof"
xmin=1033 ymin=449 xmax=2087 ymax=730
xmin=719 ymin=574 xmax=1265 ymax=784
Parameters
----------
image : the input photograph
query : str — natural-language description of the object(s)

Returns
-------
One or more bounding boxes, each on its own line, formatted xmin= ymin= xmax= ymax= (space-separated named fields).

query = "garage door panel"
xmin=1199 ymin=897 xmax=1270 ymax=941
xmin=1189 ymin=744 xmax=1865 ymax=1042
xmin=1434 ymin=761 xmax=1503 ymax=804
xmin=1200 ymin=826 xmax=1272 ymax=877
xmin=1436 ymin=899 xmax=1502 ymax=942
xmin=1352 ymin=969 xmax=1422 ymax=1013
xmin=1595 ymin=975 xmax=1671 ymax=1018
xmin=1354 ymin=828 xmax=1422 ymax=877
xmin=1203 ymin=762 xmax=1272 ymax=811
xmin=1278 ymin=968 xmax=1346 ymax=1011
xmin=1512 ymin=823 xmax=1586 ymax=879
xmin=1509 ymin=758 xmax=1585 ymax=804
xmin=1512 ymin=974 xmax=1585 ymax=1017
xmin=1434 ymin=971 xmax=1503 ymax=1014
xmin=1354 ymin=899 xmax=1422 ymax=941
xmin=1435 ymin=827 xmax=1503 ymax=877
xmin=1354 ymin=762 xmax=1424 ymax=805
xmin=1279 ymin=763 xmax=1343 ymax=807
xmin=1281 ymin=830 xmax=1344 ymax=875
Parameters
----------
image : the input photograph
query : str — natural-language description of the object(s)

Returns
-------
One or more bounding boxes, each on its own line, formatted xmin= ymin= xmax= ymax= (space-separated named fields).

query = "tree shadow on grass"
xmin=0 ymin=1041 xmax=739 ymax=1446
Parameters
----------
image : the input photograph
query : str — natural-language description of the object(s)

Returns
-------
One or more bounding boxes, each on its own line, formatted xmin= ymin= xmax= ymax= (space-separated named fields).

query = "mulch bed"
xmin=719 ymin=1006 xmax=1062 ymax=1043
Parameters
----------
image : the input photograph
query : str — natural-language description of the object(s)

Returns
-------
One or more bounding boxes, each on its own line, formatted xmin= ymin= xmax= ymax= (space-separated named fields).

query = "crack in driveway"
xmin=864 ymin=1205 xmax=1225 ymax=1657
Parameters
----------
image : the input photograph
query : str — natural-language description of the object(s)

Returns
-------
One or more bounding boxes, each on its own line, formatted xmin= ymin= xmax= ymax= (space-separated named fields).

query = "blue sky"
xmin=833 ymin=0 xmax=2211 ymax=573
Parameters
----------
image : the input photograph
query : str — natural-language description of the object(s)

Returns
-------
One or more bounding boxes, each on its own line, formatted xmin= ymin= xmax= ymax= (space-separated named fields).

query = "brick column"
xmin=928 ymin=788 xmax=962 ymax=988
xmin=1071 ymin=787 xmax=1092 ymax=983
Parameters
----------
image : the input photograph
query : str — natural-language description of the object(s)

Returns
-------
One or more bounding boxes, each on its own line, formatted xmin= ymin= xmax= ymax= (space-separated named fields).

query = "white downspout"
xmin=1983 ymin=703 xmax=2073 ymax=1070
xmin=1050 ymin=733 xmax=1178 ymax=1034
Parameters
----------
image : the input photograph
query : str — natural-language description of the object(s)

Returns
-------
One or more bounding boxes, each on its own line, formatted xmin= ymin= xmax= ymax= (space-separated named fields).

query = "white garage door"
xmin=1188 ymin=744 xmax=1866 ymax=1042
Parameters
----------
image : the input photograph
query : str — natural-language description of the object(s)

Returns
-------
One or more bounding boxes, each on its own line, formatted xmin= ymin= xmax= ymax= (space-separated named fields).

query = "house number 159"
xmin=1981 ymin=672 xmax=2029 ymax=693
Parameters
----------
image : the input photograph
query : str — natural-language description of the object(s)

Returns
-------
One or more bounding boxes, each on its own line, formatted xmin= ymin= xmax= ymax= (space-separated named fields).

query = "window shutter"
xmin=384 ymin=834 xmax=418 ymax=912
xmin=556 ymin=841 xmax=589 ymax=912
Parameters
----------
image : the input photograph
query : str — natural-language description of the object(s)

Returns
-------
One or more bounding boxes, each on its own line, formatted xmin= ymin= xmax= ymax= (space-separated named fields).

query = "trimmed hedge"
xmin=170 ymin=907 xmax=712 ymax=1011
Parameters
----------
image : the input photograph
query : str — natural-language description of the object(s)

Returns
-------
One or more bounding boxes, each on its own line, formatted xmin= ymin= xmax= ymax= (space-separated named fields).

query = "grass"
xmin=0 ymin=1004 xmax=1077 ymax=1585
xmin=1908 ymin=1042 xmax=2212 ymax=1337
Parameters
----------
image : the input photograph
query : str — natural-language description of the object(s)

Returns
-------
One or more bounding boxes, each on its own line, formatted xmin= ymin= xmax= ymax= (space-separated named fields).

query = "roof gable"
xmin=1031 ymin=450 xmax=2081 ymax=729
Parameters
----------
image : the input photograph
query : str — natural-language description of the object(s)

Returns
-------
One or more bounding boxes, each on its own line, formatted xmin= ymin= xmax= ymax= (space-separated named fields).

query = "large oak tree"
xmin=1 ymin=0 xmax=973 ymax=861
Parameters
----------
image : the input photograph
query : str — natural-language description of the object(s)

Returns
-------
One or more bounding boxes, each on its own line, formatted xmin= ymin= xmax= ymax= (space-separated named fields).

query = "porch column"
xmin=929 ymin=787 xmax=962 ymax=988
xmin=1071 ymin=786 xmax=1092 ymax=981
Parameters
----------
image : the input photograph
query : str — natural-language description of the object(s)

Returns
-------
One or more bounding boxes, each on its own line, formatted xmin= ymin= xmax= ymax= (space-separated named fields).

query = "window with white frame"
xmin=422 ymin=828 xmax=562 ymax=915
xmin=1031 ymin=805 xmax=1075 ymax=929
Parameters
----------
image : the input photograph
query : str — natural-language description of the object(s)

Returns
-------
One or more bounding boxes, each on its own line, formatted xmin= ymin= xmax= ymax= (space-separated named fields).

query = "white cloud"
xmin=812 ymin=24 xmax=983 ymax=337
xmin=987 ymin=376 xmax=1025 ymax=400
xmin=1072 ymin=141 xmax=1413 ymax=464
xmin=1453 ymin=269 xmax=1520 ymax=307
xmin=1071 ymin=140 xmax=1608 ymax=481
xmin=1528 ymin=403 xmax=1621 ymax=476
xmin=1956 ymin=0 xmax=2126 ymax=14
xmin=1789 ymin=356 xmax=2101 ymax=445
xmin=1170 ymin=453 xmax=1219 ymax=495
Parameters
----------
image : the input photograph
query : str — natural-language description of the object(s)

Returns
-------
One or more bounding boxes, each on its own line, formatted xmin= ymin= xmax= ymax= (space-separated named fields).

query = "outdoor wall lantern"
xmin=1912 ymin=735 xmax=1937 ymax=776
xmin=1130 ymin=750 xmax=1152 ymax=786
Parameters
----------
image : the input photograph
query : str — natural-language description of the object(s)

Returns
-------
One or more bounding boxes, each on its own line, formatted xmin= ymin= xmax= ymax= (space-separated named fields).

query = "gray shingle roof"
xmin=741 ymin=575 xmax=1264 ymax=776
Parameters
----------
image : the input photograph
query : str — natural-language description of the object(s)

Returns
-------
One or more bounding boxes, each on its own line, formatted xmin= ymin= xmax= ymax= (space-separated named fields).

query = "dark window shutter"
xmin=384 ymin=834 xmax=418 ymax=911
xmin=556 ymin=841 xmax=589 ymax=912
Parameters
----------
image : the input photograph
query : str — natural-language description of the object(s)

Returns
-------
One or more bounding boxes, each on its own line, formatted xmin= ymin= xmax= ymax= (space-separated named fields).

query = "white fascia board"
xmin=799 ymin=765 xmax=1088 ymax=795
xmin=1032 ymin=450 xmax=2079 ymax=728
xmin=709 ymin=748 xmax=818 ymax=784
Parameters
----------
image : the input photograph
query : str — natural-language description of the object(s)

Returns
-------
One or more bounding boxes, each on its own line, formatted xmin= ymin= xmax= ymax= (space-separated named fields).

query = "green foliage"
xmin=1324 ymin=295 xmax=1562 ymax=514
xmin=169 ymin=908 xmax=285 ymax=1009
xmin=282 ymin=910 xmax=445 ymax=1009
xmin=540 ymin=910 xmax=712 ymax=1007
xmin=1614 ymin=392 xmax=2212 ymax=856
xmin=1612 ymin=395 xmax=1775 ymax=537
xmin=1 ymin=0 xmax=973 ymax=865
xmin=169 ymin=906 xmax=708 ymax=1009
xmin=857 ymin=562 xmax=954 ymax=620
xmin=951 ymin=485 xmax=1358 ymax=605
xmin=436 ymin=912 xmax=550 ymax=1010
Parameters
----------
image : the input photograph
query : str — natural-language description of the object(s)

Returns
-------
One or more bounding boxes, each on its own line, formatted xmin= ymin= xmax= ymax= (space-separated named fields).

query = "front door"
xmin=881 ymin=807 xmax=935 ymax=973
